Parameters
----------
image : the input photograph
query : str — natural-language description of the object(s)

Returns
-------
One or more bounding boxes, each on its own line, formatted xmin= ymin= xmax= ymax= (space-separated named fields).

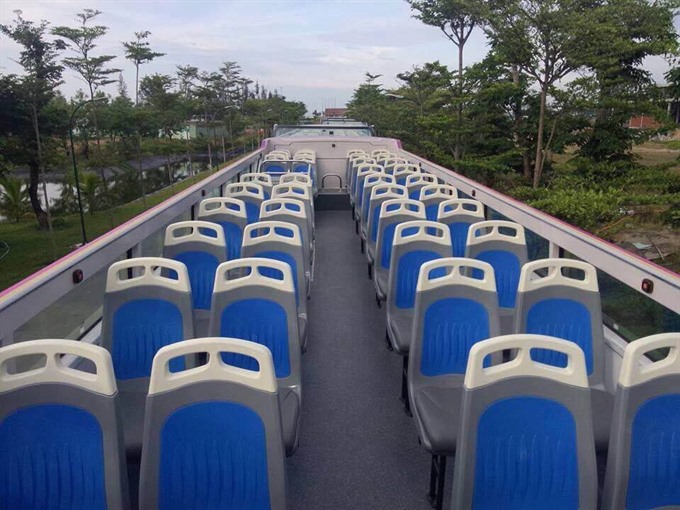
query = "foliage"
xmin=0 ymin=10 xmax=67 ymax=228
xmin=79 ymin=171 xmax=102 ymax=214
xmin=52 ymin=9 xmax=121 ymax=97
xmin=0 ymin=176 xmax=29 ymax=222
xmin=122 ymin=31 xmax=164 ymax=106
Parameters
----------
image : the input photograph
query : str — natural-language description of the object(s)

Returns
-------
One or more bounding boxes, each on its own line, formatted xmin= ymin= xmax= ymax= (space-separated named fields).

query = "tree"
xmin=407 ymin=0 xmax=486 ymax=160
xmin=667 ymin=64 xmax=680 ymax=124
xmin=53 ymin=9 xmax=121 ymax=151
xmin=1 ymin=10 xmax=65 ymax=229
xmin=79 ymin=171 xmax=101 ymax=214
xmin=573 ymin=0 xmax=679 ymax=161
xmin=0 ymin=176 xmax=29 ymax=222
xmin=486 ymin=0 xmax=588 ymax=187
xmin=123 ymin=30 xmax=165 ymax=106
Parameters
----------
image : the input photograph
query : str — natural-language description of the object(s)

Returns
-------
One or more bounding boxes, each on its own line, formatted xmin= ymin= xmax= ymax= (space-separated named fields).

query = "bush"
xmin=526 ymin=188 xmax=623 ymax=231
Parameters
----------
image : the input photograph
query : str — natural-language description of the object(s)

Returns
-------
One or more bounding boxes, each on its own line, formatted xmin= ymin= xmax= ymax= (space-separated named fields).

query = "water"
xmin=0 ymin=158 xmax=211 ymax=222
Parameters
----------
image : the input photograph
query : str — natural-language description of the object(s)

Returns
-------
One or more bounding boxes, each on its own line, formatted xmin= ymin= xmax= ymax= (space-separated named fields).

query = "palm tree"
xmin=80 ymin=172 xmax=101 ymax=215
xmin=0 ymin=176 xmax=29 ymax=222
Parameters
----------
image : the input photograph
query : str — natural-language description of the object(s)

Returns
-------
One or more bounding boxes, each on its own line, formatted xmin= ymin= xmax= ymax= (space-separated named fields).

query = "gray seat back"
xmin=224 ymin=182 xmax=265 ymax=224
xmin=260 ymin=198 xmax=312 ymax=275
xmin=418 ymin=184 xmax=458 ymax=221
xmin=163 ymin=221 xmax=226 ymax=312
xmin=382 ymin=157 xmax=409 ymax=175
xmin=359 ymin=173 xmax=395 ymax=236
xmin=386 ymin=221 xmax=453 ymax=354
xmin=241 ymin=172 xmax=273 ymax=199
xmin=354 ymin=166 xmax=385 ymax=219
xmin=197 ymin=197 xmax=248 ymax=260
xmin=451 ymin=334 xmax=597 ymax=510
xmin=436 ymin=198 xmax=484 ymax=257
xmin=271 ymin=183 xmax=314 ymax=237
xmin=515 ymin=258 xmax=605 ymax=387
xmin=393 ymin=163 xmax=420 ymax=186
xmin=102 ymin=257 xmax=194 ymax=386
xmin=208 ymin=258 xmax=302 ymax=391
xmin=374 ymin=198 xmax=426 ymax=298
xmin=0 ymin=339 xmax=130 ymax=510
xmin=465 ymin=220 xmax=528 ymax=311
xmin=139 ymin=338 xmax=287 ymax=510
xmin=348 ymin=156 xmax=376 ymax=200
xmin=365 ymin=184 xmax=408 ymax=260
xmin=409 ymin=258 xmax=501 ymax=391
xmin=602 ymin=333 xmax=680 ymax=510
xmin=242 ymin=221 xmax=307 ymax=318
xmin=405 ymin=172 xmax=437 ymax=200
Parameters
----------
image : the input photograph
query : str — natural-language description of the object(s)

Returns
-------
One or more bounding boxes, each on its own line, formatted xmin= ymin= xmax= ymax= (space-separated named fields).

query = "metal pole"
xmin=68 ymin=98 xmax=103 ymax=244
xmin=221 ymin=135 xmax=226 ymax=163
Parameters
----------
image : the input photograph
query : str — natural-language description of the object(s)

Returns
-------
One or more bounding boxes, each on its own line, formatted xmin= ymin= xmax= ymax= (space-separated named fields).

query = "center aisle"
xmin=287 ymin=210 xmax=435 ymax=509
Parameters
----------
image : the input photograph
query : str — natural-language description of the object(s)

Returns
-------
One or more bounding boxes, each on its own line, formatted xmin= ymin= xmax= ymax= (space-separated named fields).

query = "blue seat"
xmin=385 ymin=221 xmax=452 ymax=411
xmin=271 ymin=182 xmax=314 ymax=240
xmin=260 ymin=198 xmax=313 ymax=298
xmin=405 ymin=172 xmax=436 ymax=200
xmin=351 ymin=163 xmax=383 ymax=214
xmin=365 ymin=184 xmax=408 ymax=267
xmin=242 ymin=221 xmax=309 ymax=351
xmin=418 ymin=184 xmax=458 ymax=221
xmin=373 ymin=198 xmax=426 ymax=301
xmin=224 ymin=182 xmax=265 ymax=224
xmin=515 ymin=258 xmax=612 ymax=450
xmin=451 ymin=335 xmax=598 ymax=510
xmin=279 ymin=172 xmax=316 ymax=208
xmin=359 ymin=172 xmax=395 ymax=242
xmin=102 ymin=257 xmax=194 ymax=457
xmin=603 ymin=333 xmax=680 ymax=510
xmin=241 ymin=172 xmax=273 ymax=199
xmin=353 ymin=166 xmax=385 ymax=223
xmin=348 ymin=156 xmax=376 ymax=205
xmin=346 ymin=150 xmax=369 ymax=191
xmin=408 ymin=258 xmax=501 ymax=509
xmin=209 ymin=258 xmax=302 ymax=455
xmin=197 ymin=197 xmax=248 ymax=260
xmin=392 ymin=163 xmax=420 ymax=186
xmin=466 ymin=220 xmax=528 ymax=334
xmin=163 ymin=221 xmax=226 ymax=335
xmin=291 ymin=157 xmax=317 ymax=196
xmin=436 ymin=198 xmax=484 ymax=257
xmin=380 ymin=157 xmax=409 ymax=176
xmin=0 ymin=339 xmax=130 ymax=510
xmin=139 ymin=338 xmax=288 ymax=509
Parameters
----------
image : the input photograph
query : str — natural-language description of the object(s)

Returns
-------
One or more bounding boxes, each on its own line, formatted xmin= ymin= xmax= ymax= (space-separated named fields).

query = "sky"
xmin=0 ymin=0 xmax=677 ymax=114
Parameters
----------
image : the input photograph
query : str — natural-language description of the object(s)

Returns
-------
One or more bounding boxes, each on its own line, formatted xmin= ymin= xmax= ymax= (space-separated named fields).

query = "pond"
xmin=0 ymin=157 xmax=212 ymax=221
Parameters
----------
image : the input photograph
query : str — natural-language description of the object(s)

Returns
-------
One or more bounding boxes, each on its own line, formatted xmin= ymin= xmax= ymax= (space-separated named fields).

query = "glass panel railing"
xmin=13 ymin=254 xmax=124 ymax=353
xmin=486 ymin=208 xmax=548 ymax=261
xmin=141 ymin=210 xmax=192 ymax=257
xmin=562 ymin=250 xmax=680 ymax=342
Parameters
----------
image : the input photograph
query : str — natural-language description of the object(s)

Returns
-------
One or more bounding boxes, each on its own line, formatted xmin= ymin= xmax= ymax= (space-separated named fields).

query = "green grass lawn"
xmin=0 ymin=167 xmax=224 ymax=292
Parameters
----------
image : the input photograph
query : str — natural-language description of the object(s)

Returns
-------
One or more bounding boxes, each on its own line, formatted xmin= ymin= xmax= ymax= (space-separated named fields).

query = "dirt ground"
xmin=613 ymin=225 xmax=680 ymax=274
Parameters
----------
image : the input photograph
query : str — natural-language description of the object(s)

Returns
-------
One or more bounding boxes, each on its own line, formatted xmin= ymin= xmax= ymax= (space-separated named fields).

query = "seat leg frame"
xmin=400 ymin=355 xmax=412 ymax=416
xmin=427 ymin=454 xmax=447 ymax=510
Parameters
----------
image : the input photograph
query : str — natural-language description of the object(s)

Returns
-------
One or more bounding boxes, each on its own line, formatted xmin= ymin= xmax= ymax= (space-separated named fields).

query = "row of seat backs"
xmin=375 ymin=209 xmax=527 ymax=310
xmin=349 ymin=162 xmax=420 ymax=206
xmin=259 ymin=154 xmax=317 ymax=192
xmin=408 ymin=257 xmax=599 ymax=374
xmin=451 ymin=332 xmax=680 ymax=509
xmin=222 ymin=176 xmax=313 ymax=224
xmin=160 ymin=219 xmax=308 ymax=315
xmin=0 ymin=337 xmax=288 ymax=509
xmin=346 ymin=153 xmax=416 ymax=200
xmin=362 ymin=184 xmax=468 ymax=251
xmin=102 ymin=253 xmax=304 ymax=385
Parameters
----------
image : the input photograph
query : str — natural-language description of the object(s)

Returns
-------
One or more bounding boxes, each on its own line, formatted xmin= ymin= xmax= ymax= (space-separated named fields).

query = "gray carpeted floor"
xmin=287 ymin=211 xmax=442 ymax=510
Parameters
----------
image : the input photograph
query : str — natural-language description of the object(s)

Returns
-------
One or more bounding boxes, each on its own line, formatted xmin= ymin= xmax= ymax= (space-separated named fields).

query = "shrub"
xmin=526 ymin=188 xmax=623 ymax=231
